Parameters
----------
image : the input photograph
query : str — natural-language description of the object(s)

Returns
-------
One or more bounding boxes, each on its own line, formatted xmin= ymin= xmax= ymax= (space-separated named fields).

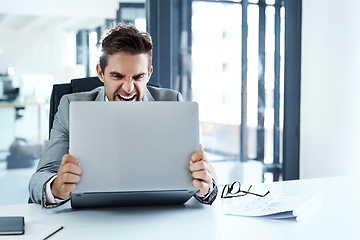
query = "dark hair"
xmin=99 ymin=23 xmax=153 ymax=73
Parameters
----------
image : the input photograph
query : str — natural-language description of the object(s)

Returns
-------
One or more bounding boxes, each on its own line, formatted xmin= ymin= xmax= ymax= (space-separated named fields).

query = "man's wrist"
xmin=45 ymin=175 xmax=57 ymax=204
xmin=194 ymin=179 xmax=218 ymax=205
xmin=45 ymin=175 xmax=68 ymax=204
xmin=195 ymin=181 xmax=214 ymax=198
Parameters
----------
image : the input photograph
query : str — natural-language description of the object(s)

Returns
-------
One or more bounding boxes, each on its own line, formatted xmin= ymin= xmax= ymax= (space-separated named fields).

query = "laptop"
xmin=69 ymin=101 xmax=199 ymax=208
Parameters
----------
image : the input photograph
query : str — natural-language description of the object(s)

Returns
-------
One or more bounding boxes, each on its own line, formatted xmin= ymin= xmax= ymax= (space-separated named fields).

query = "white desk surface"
xmin=1 ymin=176 xmax=359 ymax=240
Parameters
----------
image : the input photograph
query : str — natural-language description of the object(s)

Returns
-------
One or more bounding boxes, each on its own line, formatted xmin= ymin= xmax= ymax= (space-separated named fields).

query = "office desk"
xmin=0 ymin=101 xmax=49 ymax=148
xmin=1 ymin=176 xmax=359 ymax=240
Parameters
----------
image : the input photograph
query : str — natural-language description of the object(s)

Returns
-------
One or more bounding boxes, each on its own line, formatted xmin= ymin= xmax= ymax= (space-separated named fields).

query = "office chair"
xmin=48 ymin=77 xmax=103 ymax=137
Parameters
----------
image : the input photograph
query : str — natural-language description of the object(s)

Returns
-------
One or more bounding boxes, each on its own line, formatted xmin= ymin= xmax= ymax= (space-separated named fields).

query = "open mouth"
xmin=117 ymin=94 xmax=137 ymax=101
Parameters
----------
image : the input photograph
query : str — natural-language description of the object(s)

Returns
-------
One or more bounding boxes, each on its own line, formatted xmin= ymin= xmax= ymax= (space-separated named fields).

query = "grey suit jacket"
xmin=29 ymin=86 xmax=217 ymax=207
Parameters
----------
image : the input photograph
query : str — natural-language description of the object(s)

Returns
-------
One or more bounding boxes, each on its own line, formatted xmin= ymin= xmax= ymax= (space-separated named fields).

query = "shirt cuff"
xmin=193 ymin=179 xmax=218 ymax=205
xmin=45 ymin=175 xmax=69 ymax=204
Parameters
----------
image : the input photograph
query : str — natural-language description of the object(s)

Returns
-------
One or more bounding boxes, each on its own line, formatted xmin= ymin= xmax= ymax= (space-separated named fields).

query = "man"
xmin=29 ymin=23 xmax=217 ymax=208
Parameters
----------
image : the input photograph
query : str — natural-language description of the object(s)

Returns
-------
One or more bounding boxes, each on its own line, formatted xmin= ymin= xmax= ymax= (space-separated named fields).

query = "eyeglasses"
xmin=221 ymin=181 xmax=270 ymax=199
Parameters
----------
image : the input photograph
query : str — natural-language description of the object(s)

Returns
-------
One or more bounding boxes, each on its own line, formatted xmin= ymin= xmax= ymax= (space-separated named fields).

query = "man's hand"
xmin=51 ymin=154 xmax=82 ymax=200
xmin=189 ymin=144 xmax=213 ymax=196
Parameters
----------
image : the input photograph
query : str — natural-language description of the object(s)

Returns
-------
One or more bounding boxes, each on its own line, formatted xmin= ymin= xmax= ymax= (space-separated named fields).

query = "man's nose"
xmin=122 ymin=79 xmax=135 ymax=93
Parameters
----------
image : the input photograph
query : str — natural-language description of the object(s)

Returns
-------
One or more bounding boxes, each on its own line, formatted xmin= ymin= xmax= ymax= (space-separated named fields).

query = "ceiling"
xmin=0 ymin=0 xmax=144 ymax=33
xmin=0 ymin=13 xmax=106 ymax=32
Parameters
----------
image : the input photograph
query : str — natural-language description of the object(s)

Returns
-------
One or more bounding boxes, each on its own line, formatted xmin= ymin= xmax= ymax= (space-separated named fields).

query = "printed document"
xmin=222 ymin=192 xmax=321 ymax=222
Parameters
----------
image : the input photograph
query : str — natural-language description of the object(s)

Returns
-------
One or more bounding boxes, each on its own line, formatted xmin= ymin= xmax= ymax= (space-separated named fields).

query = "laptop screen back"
xmin=69 ymin=101 xmax=199 ymax=207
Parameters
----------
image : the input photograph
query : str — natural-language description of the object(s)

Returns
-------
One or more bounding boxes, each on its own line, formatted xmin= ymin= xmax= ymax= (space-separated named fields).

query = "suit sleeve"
xmin=28 ymin=95 xmax=71 ymax=207
xmin=193 ymin=179 xmax=218 ymax=205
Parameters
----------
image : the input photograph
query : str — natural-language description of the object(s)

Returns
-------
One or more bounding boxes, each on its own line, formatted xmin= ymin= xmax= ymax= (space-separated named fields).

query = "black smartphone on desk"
xmin=0 ymin=216 xmax=25 ymax=235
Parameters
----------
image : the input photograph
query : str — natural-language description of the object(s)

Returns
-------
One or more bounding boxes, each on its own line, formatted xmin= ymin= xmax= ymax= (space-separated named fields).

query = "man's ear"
xmin=96 ymin=64 xmax=105 ymax=82
xmin=147 ymin=65 xmax=153 ymax=83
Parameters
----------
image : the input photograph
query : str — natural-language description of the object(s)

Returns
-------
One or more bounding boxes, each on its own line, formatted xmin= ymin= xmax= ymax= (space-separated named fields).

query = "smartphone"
xmin=0 ymin=216 xmax=25 ymax=235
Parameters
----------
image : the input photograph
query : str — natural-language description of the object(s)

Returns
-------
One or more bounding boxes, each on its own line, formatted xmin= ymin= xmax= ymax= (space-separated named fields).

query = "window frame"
xmin=146 ymin=0 xmax=301 ymax=181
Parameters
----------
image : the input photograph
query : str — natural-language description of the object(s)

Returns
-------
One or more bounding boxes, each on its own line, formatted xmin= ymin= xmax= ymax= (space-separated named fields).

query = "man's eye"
xmin=113 ymin=75 xmax=124 ymax=79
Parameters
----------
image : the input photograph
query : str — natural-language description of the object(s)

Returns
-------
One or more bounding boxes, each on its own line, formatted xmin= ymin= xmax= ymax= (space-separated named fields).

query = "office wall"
xmin=0 ymin=28 xmax=77 ymax=154
xmin=0 ymin=27 xmax=77 ymax=84
xmin=300 ymin=0 xmax=360 ymax=178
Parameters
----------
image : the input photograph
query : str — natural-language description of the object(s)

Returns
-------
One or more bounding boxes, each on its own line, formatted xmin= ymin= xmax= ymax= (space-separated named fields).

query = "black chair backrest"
xmin=71 ymin=76 xmax=104 ymax=93
xmin=48 ymin=77 xmax=103 ymax=137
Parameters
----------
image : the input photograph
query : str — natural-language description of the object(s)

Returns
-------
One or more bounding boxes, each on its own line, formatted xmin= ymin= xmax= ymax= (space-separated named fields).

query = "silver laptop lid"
xmin=69 ymin=101 xmax=199 ymax=194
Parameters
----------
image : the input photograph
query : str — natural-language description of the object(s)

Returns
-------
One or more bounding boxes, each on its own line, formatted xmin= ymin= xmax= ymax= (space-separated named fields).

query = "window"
xmin=192 ymin=2 xmax=242 ymax=162
xmin=191 ymin=0 xmax=285 ymax=183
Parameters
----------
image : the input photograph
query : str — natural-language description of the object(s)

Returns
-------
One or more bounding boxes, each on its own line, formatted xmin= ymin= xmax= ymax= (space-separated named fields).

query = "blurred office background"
xmin=1 ymin=0 xmax=359 ymax=205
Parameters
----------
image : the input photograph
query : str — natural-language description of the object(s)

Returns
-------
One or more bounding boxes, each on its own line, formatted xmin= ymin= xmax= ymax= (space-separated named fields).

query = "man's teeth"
xmin=119 ymin=95 xmax=135 ymax=100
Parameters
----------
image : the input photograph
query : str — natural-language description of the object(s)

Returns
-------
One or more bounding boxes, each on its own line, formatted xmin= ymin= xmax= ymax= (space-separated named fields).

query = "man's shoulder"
xmin=62 ymin=86 xmax=104 ymax=102
xmin=146 ymin=86 xmax=182 ymax=101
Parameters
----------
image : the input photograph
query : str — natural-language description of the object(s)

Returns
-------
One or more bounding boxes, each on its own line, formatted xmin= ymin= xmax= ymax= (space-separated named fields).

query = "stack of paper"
xmin=222 ymin=192 xmax=322 ymax=222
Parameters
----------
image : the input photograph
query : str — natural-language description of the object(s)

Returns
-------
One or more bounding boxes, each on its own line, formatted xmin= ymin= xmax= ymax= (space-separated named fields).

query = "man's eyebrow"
xmin=134 ymin=73 xmax=146 ymax=78
xmin=109 ymin=71 xmax=125 ymax=77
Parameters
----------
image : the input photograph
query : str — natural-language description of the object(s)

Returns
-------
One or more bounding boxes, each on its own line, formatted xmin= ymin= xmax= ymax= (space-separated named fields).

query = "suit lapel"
xmin=95 ymin=87 xmax=106 ymax=101
xmin=142 ymin=88 xmax=154 ymax=102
